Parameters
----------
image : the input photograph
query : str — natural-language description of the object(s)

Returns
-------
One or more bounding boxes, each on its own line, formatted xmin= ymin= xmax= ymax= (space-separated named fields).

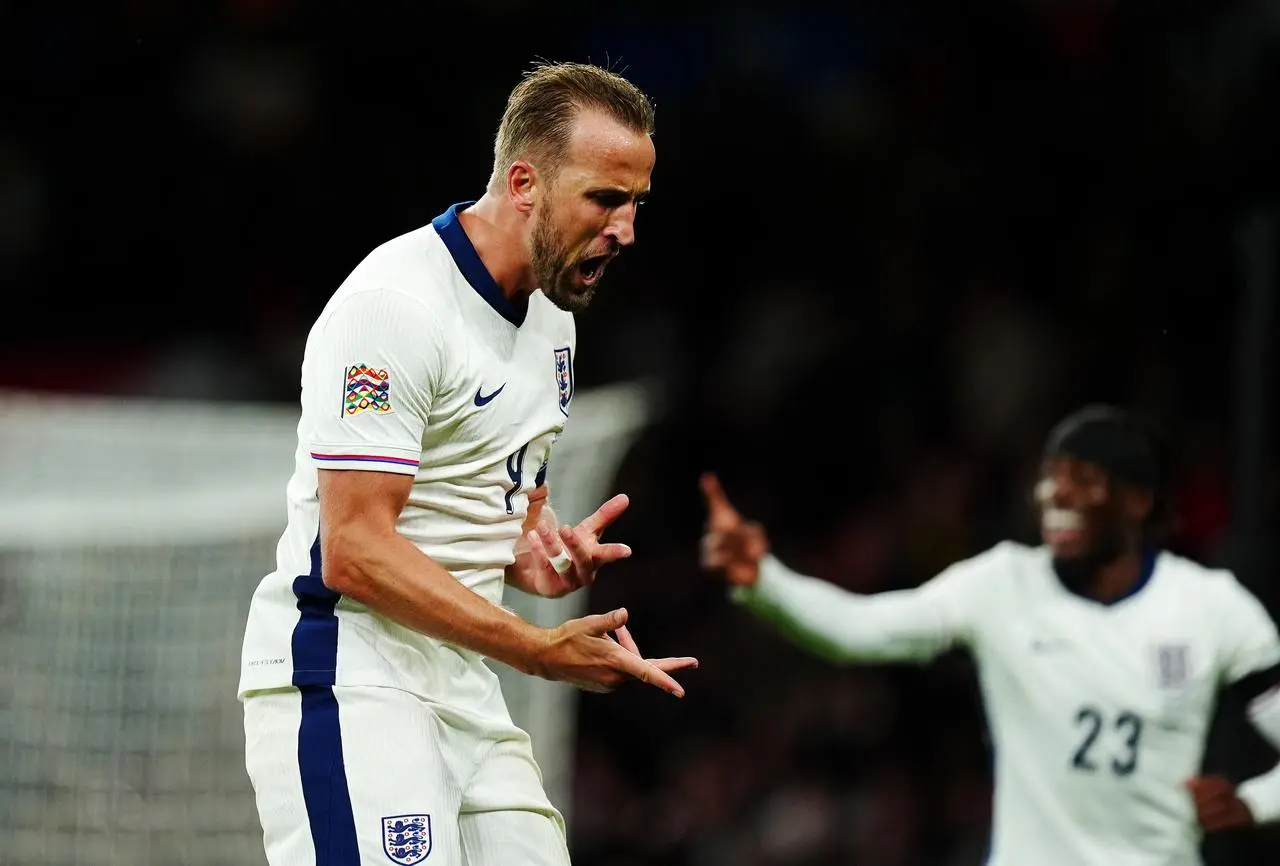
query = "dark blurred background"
xmin=4 ymin=1 xmax=1279 ymax=864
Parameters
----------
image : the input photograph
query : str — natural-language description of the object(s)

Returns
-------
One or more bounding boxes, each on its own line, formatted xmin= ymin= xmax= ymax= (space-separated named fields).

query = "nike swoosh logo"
xmin=474 ymin=384 xmax=505 ymax=406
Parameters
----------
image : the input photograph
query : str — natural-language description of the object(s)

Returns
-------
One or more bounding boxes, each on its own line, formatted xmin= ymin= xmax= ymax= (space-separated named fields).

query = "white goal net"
xmin=0 ymin=383 xmax=654 ymax=866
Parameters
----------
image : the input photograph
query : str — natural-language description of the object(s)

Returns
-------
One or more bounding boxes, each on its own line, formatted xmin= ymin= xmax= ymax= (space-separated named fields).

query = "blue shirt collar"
xmin=1054 ymin=548 xmax=1160 ymax=607
xmin=431 ymin=201 xmax=527 ymax=326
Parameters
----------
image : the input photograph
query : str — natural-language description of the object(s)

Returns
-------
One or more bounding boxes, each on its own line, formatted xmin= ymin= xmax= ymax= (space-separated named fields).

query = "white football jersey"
xmin=745 ymin=543 xmax=1280 ymax=866
xmin=238 ymin=202 xmax=576 ymax=719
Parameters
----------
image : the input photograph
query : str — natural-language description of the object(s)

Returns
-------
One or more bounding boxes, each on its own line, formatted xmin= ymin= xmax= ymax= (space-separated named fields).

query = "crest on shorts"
xmin=1155 ymin=643 xmax=1189 ymax=689
xmin=554 ymin=346 xmax=574 ymax=416
xmin=382 ymin=814 xmax=432 ymax=864
xmin=344 ymin=364 xmax=392 ymax=417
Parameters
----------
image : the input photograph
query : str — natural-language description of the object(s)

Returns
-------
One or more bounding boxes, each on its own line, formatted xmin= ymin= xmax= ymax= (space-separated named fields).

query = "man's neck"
xmin=1087 ymin=549 xmax=1149 ymax=602
xmin=459 ymin=194 xmax=536 ymax=301
xmin=1053 ymin=544 xmax=1154 ymax=603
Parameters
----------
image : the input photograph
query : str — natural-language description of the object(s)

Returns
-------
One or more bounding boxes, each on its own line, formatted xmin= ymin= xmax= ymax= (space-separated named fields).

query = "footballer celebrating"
xmin=239 ymin=61 xmax=695 ymax=866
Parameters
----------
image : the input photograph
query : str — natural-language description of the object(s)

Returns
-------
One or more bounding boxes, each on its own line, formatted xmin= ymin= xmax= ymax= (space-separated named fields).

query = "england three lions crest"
xmin=383 ymin=814 xmax=431 ymax=864
xmin=554 ymin=346 xmax=574 ymax=416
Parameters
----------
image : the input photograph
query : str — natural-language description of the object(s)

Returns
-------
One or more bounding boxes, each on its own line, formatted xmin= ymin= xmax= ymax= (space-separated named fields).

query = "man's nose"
xmin=604 ymin=208 xmax=636 ymax=247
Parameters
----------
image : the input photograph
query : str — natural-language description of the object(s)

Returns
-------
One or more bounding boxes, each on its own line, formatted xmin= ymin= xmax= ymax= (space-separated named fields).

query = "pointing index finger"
xmin=700 ymin=472 xmax=740 ymax=528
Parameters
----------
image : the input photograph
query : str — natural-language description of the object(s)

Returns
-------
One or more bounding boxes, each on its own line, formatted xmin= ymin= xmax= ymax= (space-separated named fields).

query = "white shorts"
xmin=242 ymin=685 xmax=570 ymax=866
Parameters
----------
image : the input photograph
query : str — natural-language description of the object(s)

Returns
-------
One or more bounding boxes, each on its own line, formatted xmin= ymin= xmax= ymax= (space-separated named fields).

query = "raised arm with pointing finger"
xmin=699 ymin=471 xmax=982 ymax=663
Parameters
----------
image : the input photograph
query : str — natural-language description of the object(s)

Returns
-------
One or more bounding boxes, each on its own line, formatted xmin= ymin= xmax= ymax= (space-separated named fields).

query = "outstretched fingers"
xmin=614 ymin=624 xmax=641 ymax=655
xmin=581 ymin=611 xmax=697 ymax=697
xmin=593 ymin=541 xmax=633 ymax=563
xmin=579 ymin=493 xmax=630 ymax=537
xmin=581 ymin=608 xmax=629 ymax=636
xmin=613 ymin=648 xmax=688 ymax=698
xmin=614 ymin=626 xmax=698 ymax=674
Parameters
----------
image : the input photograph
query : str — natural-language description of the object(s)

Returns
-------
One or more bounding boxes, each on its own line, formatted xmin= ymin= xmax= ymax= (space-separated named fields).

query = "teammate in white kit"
xmin=699 ymin=405 xmax=1280 ymax=865
xmin=238 ymin=61 xmax=696 ymax=866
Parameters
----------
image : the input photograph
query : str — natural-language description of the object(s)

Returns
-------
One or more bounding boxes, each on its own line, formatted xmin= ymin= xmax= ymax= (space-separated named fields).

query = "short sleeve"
xmin=1217 ymin=575 xmax=1280 ymax=685
xmin=300 ymin=288 xmax=446 ymax=475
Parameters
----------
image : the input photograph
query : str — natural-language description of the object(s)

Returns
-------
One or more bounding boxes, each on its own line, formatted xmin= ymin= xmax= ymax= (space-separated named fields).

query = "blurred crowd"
xmin=5 ymin=1 xmax=1280 ymax=864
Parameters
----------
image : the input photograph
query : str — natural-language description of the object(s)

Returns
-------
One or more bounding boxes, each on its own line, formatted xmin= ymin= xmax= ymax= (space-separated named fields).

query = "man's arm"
xmin=1188 ymin=579 xmax=1280 ymax=829
xmin=731 ymin=555 xmax=974 ymax=664
xmin=318 ymin=465 xmax=692 ymax=697
xmin=700 ymin=473 xmax=978 ymax=665
xmin=1234 ymin=670 xmax=1280 ymax=824
xmin=1222 ymin=583 xmax=1280 ymax=826
xmin=320 ymin=468 xmax=548 ymax=675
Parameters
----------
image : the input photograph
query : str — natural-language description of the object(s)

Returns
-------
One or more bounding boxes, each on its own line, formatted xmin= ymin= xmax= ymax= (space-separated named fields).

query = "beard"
xmin=530 ymin=206 xmax=595 ymax=314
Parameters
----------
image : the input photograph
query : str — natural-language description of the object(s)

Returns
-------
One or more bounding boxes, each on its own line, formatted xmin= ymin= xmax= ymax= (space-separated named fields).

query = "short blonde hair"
xmin=488 ymin=61 xmax=655 ymax=192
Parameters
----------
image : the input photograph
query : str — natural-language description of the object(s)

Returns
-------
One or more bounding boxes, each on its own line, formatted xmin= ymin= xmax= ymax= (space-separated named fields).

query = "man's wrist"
xmin=729 ymin=554 xmax=777 ymax=601
xmin=479 ymin=611 xmax=552 ymax=678
xmin=517 ymin=622 xmax=554 ymax=680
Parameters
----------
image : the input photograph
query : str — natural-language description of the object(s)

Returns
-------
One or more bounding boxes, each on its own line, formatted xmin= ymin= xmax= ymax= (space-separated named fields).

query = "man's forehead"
xmin=563 ymin=111 xmax=654 ymax=176
xmin=568 ymin=107 xmax=648 ymax=147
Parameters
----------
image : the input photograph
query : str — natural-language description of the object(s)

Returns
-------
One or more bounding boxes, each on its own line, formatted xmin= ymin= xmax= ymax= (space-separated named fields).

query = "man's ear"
xmin=507 ymin=161 xmax=537 ymax=215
